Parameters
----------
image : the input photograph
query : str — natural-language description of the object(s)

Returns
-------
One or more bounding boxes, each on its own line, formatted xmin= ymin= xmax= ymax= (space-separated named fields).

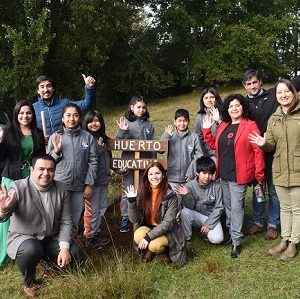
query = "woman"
xmin=0 ymin=100 xmax=45 ymax=266
xmin=195 ymin=87 xmax=223 ymax=157
xmin=249 ymin=78 xmax=300 ymax=261
xmin=124 ymin=161 xmax=186 ymax=267
xmin=203 ymin=94 xmax=265 ymax=258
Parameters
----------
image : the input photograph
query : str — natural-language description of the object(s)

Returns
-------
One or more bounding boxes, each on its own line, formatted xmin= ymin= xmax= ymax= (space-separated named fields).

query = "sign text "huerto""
xmin=107 ymin=139 xmax=168 ymax=152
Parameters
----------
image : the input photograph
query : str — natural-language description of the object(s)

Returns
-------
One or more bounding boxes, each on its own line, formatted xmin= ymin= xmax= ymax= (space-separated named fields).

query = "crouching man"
xmin=176 ymin=156 xmax=224 ymax=245
xmin=0 ymin=154 xmax=83 ymax=297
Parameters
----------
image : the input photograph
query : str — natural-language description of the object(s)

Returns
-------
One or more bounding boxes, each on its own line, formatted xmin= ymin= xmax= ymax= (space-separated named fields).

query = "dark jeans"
xmin=15 ymin=238 xmax=84 ymax=287
xmin=252 ymin=152 xmax=280 ymax=228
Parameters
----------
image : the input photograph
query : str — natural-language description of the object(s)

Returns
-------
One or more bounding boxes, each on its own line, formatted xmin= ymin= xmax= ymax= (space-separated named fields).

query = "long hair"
xmin=221 ymin=94 xmax=251 ymax=122
xmin=5 ymin=100 xmax=44 ymax=154
xmin=124 ymin=95 xmax=150 ymax=122
xmin=83 ymin=110 xmax=109 ymax=143
xmin=198 ymin=87 xmax=223 ymax=114
xmin=138 ymin=161 xmax=169 ymax=224
xmin=275 ymin=78 xmax=299 ymax=114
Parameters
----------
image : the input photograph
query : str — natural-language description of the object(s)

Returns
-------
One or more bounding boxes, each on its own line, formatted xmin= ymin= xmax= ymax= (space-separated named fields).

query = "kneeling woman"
xmin=125 ymin=161 xmax=186 ymax=267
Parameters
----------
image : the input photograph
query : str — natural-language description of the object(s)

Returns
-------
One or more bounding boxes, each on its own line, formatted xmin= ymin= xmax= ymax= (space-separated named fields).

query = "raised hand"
xmin=202 ymin=114 xmax=214 ymax=129
xmin=0 ymin=127 xmax=3 ymax=143
xmin=52 ymin=133 xmax=62 ymax=154
xmin=209 ymin=107 xmax=221 ymax=123
xmin=0 ymin=185 xmax=15 ymax=213
xmin=82 ymin=74 xmax=96 ymax=87
xmin=97 ymin=137 xmax=104 ymax=146
xmin=248 ymin=131 xmax=266 ymax=147
xmin=117 ymin=116 xmax=129 ymax=130
xmin=124 ymin=185 xmax=137 ymax=198
xmin=165 ymin=125 xmax=174 ymax=136
xmin=174 ymin=184 xmax=189 ymax=195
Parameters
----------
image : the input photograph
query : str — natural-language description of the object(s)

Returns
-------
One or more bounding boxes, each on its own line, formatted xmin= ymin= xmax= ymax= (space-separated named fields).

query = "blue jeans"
xmin=252 ymin=152 xmax=280 ymax=228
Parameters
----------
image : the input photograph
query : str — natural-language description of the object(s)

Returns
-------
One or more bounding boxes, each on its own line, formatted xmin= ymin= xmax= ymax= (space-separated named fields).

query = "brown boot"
xmin=159 ymin=248 xmax=172 ymax=266
xmin=267 ymin=240 xmax=288 ymax=257
xmin=142 ymin=249 xmax=154 ymax=263
xmin=280 ymin=242 xmax=297 ymax=261
xmin=264 ymin=228 xmax=278 ymax=240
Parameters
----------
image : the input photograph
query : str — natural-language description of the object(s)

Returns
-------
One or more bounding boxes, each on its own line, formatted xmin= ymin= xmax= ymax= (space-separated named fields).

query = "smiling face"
xmin=203 ymin=92 xmax=216 ymax=108
xmin=62 ymin=107 xmax=81 ymax=129
xmin=30 ymin=158 xmax=55 ymax=188
xmin=148 ymin=166 xmax=163 ymax=187
xmin=228 ymin=99 xmax=243 ymax=123
xmin=18 ymin=105 xmax=33 ymax=128
xmin=276 ymin=82 xmax=295 ymax=113
xmin=243 ymin=76 xmax=262 ymax=96
xmin=131 ymin=101 xmax=147 ymax=118
xmin=174 ymin=116 xmax=189 ymax=133
xmin=87 ymin=116 xmax=101 ymax=133
xmin=37 ymin=80 xmax=54 ymax=101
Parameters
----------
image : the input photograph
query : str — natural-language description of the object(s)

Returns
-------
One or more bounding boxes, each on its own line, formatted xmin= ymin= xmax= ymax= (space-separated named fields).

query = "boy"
xmin=176 ymin=156 xmax=224 ymax=244
xmin=160 ymin=109 xmax=203 ymax=193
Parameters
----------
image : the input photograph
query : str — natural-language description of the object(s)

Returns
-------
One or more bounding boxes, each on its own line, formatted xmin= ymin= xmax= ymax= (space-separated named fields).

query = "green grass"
xmin=2 ymin=85 xmax=300 ymax=299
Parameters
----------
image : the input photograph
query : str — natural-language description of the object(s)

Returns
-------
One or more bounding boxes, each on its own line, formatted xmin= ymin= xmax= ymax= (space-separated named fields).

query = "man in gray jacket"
xmin=0 ymin=154 xmax=82 ymax=297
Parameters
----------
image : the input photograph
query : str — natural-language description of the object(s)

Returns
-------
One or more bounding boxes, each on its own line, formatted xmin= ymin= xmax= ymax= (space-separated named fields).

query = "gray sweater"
xmin=160 ymin=129 xmax=203 ymax=183
xmin=48 ymin=127 xmax=98 ymax=191
xmin=182 ymin=178 xmax=223 ymax=229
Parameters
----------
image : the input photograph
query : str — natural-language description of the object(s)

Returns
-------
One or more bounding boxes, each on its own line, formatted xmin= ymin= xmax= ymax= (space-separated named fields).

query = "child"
xmin=160 ymin=109 xmax=203 ymax=193
xmin=176 ymin=156 xmax=224 ymax=244
xmin=82 ymin=110 xmax=112 ymax=249
xmin=117 ymin=96 xmax=155 ymax=232
xmin=48 ymin=103 xmax=98 ymax=234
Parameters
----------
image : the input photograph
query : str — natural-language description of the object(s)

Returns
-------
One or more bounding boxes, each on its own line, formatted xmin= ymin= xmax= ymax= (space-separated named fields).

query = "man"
xmin=0 ymin=154 xmax=83 ymax=297
xmin=242 ymin=69 xmax=300 ymax=240
xmin=33 ymin=73 xmax=96 ymax=136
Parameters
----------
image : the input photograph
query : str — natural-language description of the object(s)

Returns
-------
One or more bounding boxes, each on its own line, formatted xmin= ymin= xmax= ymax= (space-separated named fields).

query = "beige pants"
xmin=275 ymin=186 xmax=300 ymax=244
xmin=134 ymin=226 xmax=168 ymax=254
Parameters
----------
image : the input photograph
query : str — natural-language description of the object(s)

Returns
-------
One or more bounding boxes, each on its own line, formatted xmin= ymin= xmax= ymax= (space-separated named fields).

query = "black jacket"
xmin=0 ymin=128 xmax=45 ymax=180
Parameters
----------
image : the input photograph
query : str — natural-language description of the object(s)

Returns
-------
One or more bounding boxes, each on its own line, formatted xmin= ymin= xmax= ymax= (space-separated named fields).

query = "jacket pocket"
xmin=273 ymin=152 xmax=281 ymax=173
xmin=293 ymin=151 xmax=300 ymax=171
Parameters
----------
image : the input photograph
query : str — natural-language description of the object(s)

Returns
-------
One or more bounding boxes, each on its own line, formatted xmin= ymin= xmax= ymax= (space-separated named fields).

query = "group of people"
xmin=0 ymin=69 xmax=300 ymax=297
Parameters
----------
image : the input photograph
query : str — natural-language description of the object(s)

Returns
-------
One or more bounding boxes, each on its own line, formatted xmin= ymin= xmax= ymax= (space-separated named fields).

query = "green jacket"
xmin=263 ymin=102 xmax=300 ymax=187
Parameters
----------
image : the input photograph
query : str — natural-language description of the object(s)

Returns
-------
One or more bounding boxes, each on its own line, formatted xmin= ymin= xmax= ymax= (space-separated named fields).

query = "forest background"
xmin=0 ymin=0 xmax=300 ymax=112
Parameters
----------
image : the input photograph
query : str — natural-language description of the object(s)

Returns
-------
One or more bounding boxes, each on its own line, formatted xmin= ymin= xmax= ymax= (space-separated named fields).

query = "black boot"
xmin=231 ymin=245 xmax=241 ymax=258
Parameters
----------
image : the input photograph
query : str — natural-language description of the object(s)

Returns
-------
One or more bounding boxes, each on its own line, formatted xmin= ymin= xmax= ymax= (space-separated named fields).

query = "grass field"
xmin=1 ymin=85 xmax=300 ymax=299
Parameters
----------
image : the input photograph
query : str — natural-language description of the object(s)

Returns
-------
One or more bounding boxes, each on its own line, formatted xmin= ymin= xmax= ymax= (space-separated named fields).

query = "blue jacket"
xmin=33 ymin=86 xmax=95 ymax=135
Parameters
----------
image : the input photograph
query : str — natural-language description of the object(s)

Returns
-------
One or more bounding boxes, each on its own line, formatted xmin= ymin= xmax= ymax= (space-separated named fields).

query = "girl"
xmin=195 ymin=87 xmax=222 ymax=157
xmin=249 ymin=79 xmax=300 ymax=261
xmin=82 ymin=110 xmax=112 ymax=249
xmin=125 ymin=161 xmax=186 ymax=266
xmin=117 ymin=96 xmax=155 ymax=233
xmin=203 ymin=94 xmax=265 ymax=258
xmin=0 ymin=100 xmax=45 ymax=266
xmin=48 ymin=103 xmax=98 ymax=233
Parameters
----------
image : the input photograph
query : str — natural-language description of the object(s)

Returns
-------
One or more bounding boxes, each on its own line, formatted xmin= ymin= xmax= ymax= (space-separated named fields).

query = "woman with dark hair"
xmin=125 ymin=161 xmax=186 ymax=267
xmin=195 ymin=87 xmax=223 ymax=157
xmin=0 ymin=100 xmax=45 ymax=266
xmin=48 ymin=103 xmax=98 ymax=234
xmin=203 ymin=94 xmax=265 ymax=258
xmin=249 ymin=79 xmax=300 ymax=261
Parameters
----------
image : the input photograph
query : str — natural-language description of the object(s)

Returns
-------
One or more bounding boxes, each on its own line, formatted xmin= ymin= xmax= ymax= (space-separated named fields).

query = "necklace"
xmin=226 ymin=124 xmax=239 ymax=146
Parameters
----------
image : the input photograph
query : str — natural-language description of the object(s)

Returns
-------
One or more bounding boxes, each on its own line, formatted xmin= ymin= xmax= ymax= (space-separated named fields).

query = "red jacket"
xmin=203 ymin=118 xmax=265 ymax=184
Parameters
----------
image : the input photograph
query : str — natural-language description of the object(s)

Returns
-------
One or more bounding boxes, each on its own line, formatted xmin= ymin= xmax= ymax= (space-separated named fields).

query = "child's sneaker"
xmin=94 ymin=232 xmax=110 ymax=246
xmin=120 ymin=217 xmax=130 ymax=233
xmin=86 ymin=237 xmax=102 ymax=251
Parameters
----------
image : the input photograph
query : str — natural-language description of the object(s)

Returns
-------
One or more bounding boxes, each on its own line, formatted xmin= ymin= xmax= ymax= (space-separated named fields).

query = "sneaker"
xmin=94 ymin=232 xmax=111 ymax=246
xmin=120 ymin=217 xmax=130 ymax=233
xmin=264 ymin=227 xmax=278 ymax=240
xmin=246 ymin=224 xmax=264 ymax=235
xmin=86 ymin=237 xmax=102 ymax=251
